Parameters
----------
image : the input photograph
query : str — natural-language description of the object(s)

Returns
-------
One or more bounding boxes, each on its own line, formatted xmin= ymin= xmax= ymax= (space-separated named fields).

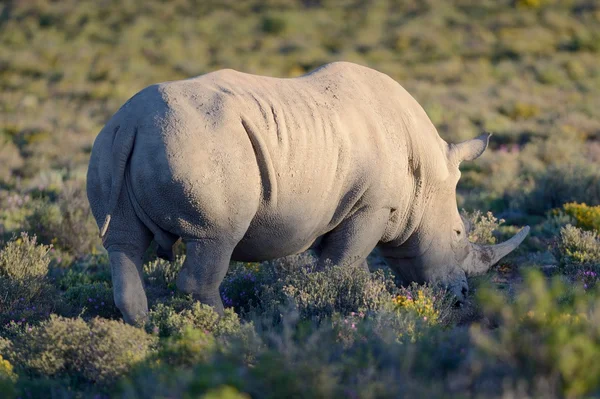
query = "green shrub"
xmin=0 ymin=280 xmax=57 ymax=331
xmin=147 ymin=300 xmax=243 ymax=338
xmin=158 ymin=327 xmax=217 ymax=367
xmin=124 ymin=307 xmax=474 ymax=398
xmin=5 ymin=315 xmax=156 ymax=385
xmin=200 ymin=386 xmax=250 ymax=399
xmin=538 ymin=208 xmax=575 ymax=238
xmin=57 ymin=253 xmax=111 ymax=289
xmin=25 ymin=183 xmax=99 ymax=257
xmin=555 ymin=225 xmax=600 ymax=274
xmin=220 ymin=262 xmax=265 ymax=312
xmin=392 ymin=283 xmax=453 ymax=326
xmin=143 ymin=256 xmax=184 ymax=290
xmin=274 ymin=263 xmax=397 ymax=322
xmin=562 ymin=202 xmax=600 ymax=233
xmin=516 ymin=162 xmax=600 ymax=216
xmin=0 ymin=354 xmax=17 ymax=399
xmin=461 ymin=209 xmax=505 ymax=245
xmin=0 ymin=232 xmax=50 ymax=280
xmin=472 ymin=270 xmax=600 ymax=397
xmin=0 ymin=233 xmax=57 ymax=328
xmin=261 ymin=14 xmax=286 ymax=34
xmin=0 ymin=138 xmax=23 ymax=184
xmin=499 ymin=101 xmax=540 ymax=120
xmin=58 ymin=268 xmax=92 ymax=289
xmin=63 ymin=281 xmax=119 ymax=319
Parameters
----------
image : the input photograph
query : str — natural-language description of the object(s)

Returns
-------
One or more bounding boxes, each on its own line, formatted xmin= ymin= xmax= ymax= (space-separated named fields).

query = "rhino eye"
xmin=454 ymin=229 xmax=462 ymax=236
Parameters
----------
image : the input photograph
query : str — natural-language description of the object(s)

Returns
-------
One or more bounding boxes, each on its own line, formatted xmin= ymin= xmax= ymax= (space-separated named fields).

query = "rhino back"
xmin=124 ymin=62 xmax=448 ymax=258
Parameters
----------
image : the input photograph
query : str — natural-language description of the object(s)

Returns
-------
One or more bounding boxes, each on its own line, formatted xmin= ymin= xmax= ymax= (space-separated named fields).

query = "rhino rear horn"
xmin=448 ymin=133 xmax=491 ymax=167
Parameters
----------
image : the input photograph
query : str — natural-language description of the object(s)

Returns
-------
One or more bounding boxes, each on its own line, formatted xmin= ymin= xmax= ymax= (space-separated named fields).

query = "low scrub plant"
xmin=0 ymin=233 xmax=57 ymax=328
xmin=220 ymin=262 xmax=270 ymax=313
xmin=144 ymin=256 xmax=185 ymax=290
xmin=4 ymin=315 xmax=156 ymax=385
xmin=157 ymin=327 xmax=217 ymax=367
xmin=516 ymin=162 xmax=600 ymax=216
xmin=461 ymin=209 xmax=505 ymax=245
xmin=147 ymin=300 xmax=243 ymax=338
xmin=390 ymin=283 xmax=455 ymax=343
xmin=562 ymin=202 xmax=600 ymax=233
xmin=555 ymin=225 xmax=600 ymax=274
xmin=25 ymin=183 xmax=99 ymax=258
xmin=472 ymin=270 xmax=600 ymax=397
xmin=57 ymin=253 xmax=111 ymax=289
xmin=0 ymin=232 xmax=50 ymax=280
xmin=392 ymin=283 xmax=452 ymax=326
xmin=277 ymin=264 xmax=397 ymax=322
xmin=0 ymin=355 xmax=17 ymax=399
xmin=63 ymin=281 xmax=119 ymax=319
xmin=123 ymin=308 xmax=467 ymax=398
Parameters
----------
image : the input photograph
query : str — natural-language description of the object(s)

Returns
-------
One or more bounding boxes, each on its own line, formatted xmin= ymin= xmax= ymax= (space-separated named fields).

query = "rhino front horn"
xmin=463 ymin=226 xmax=530 ymax=276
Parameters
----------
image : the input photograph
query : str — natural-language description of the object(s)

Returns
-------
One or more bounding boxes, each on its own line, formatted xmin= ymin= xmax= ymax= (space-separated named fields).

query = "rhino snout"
xmin=449 ymin=279 xmax=469 ymax=305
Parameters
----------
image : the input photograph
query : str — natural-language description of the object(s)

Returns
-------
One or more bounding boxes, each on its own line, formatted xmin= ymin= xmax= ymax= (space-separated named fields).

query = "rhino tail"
xmin=99 ymin=124 xmax=138 ymax=239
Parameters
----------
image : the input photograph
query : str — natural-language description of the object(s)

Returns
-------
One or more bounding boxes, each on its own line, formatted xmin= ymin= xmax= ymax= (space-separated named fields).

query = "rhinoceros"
xmin=87 ymin=61 xmax=529 ymax=324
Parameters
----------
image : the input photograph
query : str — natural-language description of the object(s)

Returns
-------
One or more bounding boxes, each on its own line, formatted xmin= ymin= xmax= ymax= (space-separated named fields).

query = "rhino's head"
xmin=381 ymin=133 xmax=529 ymax=303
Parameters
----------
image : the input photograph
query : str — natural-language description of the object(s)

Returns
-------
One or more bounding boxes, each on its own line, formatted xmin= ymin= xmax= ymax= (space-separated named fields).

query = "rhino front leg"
xmin=317 ymin=207 xmax=389 ymax=270
xmin=176 ymin=238 xmax=235 ymax=315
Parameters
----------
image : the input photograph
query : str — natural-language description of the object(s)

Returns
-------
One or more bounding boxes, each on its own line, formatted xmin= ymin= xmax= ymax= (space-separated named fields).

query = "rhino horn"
xmin=448 ymin=132 xmax=492 ymax=167
xmin=463 ymin=226 xmax=530 ymax=276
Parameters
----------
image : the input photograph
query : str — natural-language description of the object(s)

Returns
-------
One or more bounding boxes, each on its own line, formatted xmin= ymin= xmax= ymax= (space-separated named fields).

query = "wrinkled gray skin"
xmin=87 ymin=62 xmax=529 ymax=325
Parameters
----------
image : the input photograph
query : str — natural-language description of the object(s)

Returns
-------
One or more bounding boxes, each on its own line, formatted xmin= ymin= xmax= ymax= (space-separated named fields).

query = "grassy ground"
xmin=1 ymin=0 xmax=600 ymax=397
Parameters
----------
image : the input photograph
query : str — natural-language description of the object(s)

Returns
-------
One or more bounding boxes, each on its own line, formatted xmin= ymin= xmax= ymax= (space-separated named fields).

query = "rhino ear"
xmin=448 ymin=132 xmax=491 ymax=167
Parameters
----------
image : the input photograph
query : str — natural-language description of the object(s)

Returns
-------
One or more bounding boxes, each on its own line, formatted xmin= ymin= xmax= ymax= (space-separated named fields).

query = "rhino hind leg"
xmin=100 ymin=184 xmax=154 ymax=326
xmin=175 ymin=238 xmax=236 ymax=315
xmin=105 ymin=224 xmax=153 ymax=326
xmin=109 ymin=246 xmax=150 ymax=325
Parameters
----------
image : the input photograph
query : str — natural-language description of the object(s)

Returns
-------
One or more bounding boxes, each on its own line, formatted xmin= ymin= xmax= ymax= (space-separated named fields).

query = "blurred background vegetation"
xmin=0 ymin=0 xmax=599 ymax=397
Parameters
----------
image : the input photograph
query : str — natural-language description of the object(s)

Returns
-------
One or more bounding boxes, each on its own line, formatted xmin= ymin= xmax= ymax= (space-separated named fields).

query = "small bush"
xmin=555 ymin=225 xmax=600 ymax=274
xmin=574 ymin=270 xmax=599 ymax=291
xmin=0 ymin=232 xmax=50 ymax=280
xmin=0 ymin=355 xmax=17 ymax=398
xmin=516 ymin=162 xmax=600 ymax=216
xmin=6 ymin=315 xmax=156 ymax=385
xmin=0 ymin=138 xmax=23 ymax=184
xmin=562 ymin=202 xmax=600 ymax=233
xmin=276 ymin=264 xmax=397 ymax=322
xmin=499 ymin=102 xmax=540 ymax=121
xmin=461 ymin=209 xmax=505 ymax=245
xmin=158 ymin=327 xmax=216 ymax=367
xmin=124 ymin=307 xmax=473 ymax=398
xmin=472 ymin=270 xmax=600 ymax=397
xmin=25 ymin=183 xmax=99 ymax=258
xmin=389 ymin=283 xmax=454 ymax=342
xmin=147 ymin=301 xmax=243 ymax=338
xmin=63 ymin=281 xmax=119 ymax=319
xmin=200 ymin=386 xmax=250 ymax=399
xmin=144 ymin=256 xmax=184 ymax=290
xmin=58 ymin=254 xmax=111 ymax=290
xmin=220 ymin=262 xmax=264 ymax=312
xmin=0 ymin=233 xmax=57 ymax=327
xmin=538 ymin=208 xmax=575 ymax=238
xmin=392 ymin=283 xmax=452 ymax=326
